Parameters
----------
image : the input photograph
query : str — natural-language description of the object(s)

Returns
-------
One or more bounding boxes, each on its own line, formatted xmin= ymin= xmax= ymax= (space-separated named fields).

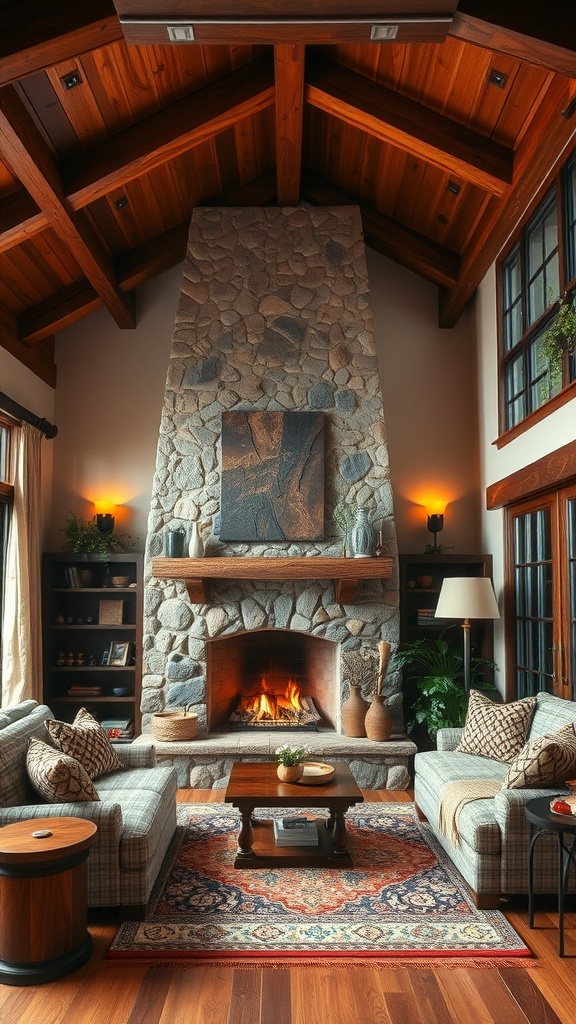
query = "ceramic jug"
xmin=188 ymin=521 xmax=204 ymax=558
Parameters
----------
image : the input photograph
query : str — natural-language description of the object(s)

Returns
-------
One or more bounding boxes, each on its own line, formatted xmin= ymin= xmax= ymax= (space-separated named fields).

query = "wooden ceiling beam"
xmin=439 ymin=76 xmax=576 ymax=327
xmin=0 ymin=1 xmax=123 ymax=88
xmin=63 ymin=56 xmax=275 ymax=208
xmin=302 ymin=173 xmax=460 ymax=289
xmin=17 ymin=174 xmax=280 ymax=341
xmin=274 ymin=45 xmax=305 ymax=206
xmin=0 ymin=85 xmax=135 ymax=329
xmin=0 ymin=59 xmax=276 ymax=255
xmin=306 ymin=57 xmax=514 ymax=196
xmin=450 ymin=1 xmax=576 ymax=78
xmin=0 ymin=190 xmax=47 ymax=253
xmin=0 ymin=299 xmax=56 ymax=386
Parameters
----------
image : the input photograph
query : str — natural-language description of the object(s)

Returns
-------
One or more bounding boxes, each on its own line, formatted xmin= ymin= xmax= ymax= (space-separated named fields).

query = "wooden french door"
xmin=506 ymin=484 xmax=575 ymax=701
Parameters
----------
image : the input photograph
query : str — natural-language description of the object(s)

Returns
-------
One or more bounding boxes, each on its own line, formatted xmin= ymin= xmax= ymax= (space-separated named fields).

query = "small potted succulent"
xmin=275 ymin=743 xmax=310 ymax=782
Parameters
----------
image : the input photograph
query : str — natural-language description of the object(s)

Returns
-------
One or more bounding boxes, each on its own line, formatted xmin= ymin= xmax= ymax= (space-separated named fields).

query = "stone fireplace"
xmin=140 ymin=206 xmax=415 ymax=789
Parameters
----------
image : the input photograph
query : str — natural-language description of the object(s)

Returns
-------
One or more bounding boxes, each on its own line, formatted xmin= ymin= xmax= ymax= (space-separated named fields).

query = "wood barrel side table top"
xmin=0 ymin=816 xmax=98 ymax=985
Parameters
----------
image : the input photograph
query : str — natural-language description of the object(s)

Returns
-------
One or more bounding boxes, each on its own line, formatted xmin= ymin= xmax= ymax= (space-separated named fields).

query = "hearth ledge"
xmin=133 ymin=730 xmax=417 ymax=790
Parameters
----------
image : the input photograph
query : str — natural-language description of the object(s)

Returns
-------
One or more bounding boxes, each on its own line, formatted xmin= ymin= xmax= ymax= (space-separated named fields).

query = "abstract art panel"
xmin=220 ymin=411 xmax=324 ymax=541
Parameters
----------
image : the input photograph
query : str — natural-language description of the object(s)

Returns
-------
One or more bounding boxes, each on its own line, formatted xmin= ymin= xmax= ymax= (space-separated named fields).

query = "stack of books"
xmin=417 ymin=608 xmax=436 ymax=626
xmin=67 ymin=684 xmax=103 ymax=698
xmin=100 ymin=716 xmax=135 ymax=743
xmin=273 ymin=816 xmax=318 ymax=847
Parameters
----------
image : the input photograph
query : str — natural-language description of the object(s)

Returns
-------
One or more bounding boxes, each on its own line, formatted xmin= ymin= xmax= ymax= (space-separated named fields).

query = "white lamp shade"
xmin=435 ymin=576 xmax=500 ymax=620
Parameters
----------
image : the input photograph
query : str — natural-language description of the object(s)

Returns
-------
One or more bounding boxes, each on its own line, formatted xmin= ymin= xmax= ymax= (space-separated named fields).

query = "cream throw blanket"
xmin=438 ymin=780 xmax=501 ymax=846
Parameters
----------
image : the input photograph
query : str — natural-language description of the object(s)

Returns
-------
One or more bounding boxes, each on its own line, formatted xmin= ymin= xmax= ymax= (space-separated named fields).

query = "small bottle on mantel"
xmin=188 ymin=520 xmax=204 ymax=558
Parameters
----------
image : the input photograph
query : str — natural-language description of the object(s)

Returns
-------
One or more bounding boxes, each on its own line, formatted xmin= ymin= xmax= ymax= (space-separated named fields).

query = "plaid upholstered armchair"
xmin=414 ymin=691 xmax=576 ymax=908
xmin=0 ymin=701 xmax=177 ymax=917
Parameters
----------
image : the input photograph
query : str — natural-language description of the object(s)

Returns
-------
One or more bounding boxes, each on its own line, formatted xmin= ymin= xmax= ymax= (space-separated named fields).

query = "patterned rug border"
xmin=107 ymin=803 xmax=533 ymax=965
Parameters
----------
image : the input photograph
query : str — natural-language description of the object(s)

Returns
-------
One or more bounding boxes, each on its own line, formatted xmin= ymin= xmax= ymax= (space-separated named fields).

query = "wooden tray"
xmin=297 ymin=762 xmax=335 ymax=785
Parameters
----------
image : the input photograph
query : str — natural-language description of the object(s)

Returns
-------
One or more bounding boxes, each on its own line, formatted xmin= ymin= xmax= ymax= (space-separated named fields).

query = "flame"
xmin=238 ymin=674 xmax=304 ymax=721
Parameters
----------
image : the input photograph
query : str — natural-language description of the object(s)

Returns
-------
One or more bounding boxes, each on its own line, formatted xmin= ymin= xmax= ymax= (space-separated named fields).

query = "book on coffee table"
xmin=273 ymin=819 xmax=318 ymax=847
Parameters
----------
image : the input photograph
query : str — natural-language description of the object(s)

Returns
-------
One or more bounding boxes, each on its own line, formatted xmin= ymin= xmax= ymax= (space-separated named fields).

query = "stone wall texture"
xmin=143 ymin=207 xmax=401 ymax=735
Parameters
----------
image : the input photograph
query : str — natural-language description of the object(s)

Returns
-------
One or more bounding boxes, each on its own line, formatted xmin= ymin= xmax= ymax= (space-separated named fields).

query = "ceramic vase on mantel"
xmin=277 ymin=763 xmax=304 ymax=783
xmin=349 ymin=508 xmax=374 ymax=558
xmin=188 ymin=521 xmax=204 ymax=558
xmin=341 ymin=683 xmax=369 ymax=737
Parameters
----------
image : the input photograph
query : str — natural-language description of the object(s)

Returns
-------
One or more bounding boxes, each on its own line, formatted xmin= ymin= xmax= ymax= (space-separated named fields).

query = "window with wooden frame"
xmin=506 ymin=484 xmax=575 ymax=703
xmin=498 ymin=149 xmax=576 ymax=442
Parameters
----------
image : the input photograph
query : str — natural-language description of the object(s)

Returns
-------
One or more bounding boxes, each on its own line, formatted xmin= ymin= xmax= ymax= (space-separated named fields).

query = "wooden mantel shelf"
xmin=152 ymin=556 xmax=394 ymax=604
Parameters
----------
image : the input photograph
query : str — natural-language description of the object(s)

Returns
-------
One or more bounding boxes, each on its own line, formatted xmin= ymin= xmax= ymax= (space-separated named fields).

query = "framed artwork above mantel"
xmin=219 ymin=410 xmax=325 ymax=541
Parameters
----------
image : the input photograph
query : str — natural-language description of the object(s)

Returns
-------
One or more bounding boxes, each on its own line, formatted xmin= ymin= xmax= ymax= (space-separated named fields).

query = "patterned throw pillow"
xmin=456 ymin=690 xmax=537 ymax=764
xmin=46 ymin=707 xmax=124 ymax=779
xmin=27 ymin=737 xmax=99 ymax=802
xmin=502 ymin=723 xmax=576 ymax=789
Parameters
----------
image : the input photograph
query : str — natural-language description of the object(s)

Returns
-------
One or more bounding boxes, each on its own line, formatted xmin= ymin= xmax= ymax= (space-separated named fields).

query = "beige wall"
xmin=476 ymin=265 xmax=576 ymax=688
xmin=367 ymin=249 xmax=481 ymax=555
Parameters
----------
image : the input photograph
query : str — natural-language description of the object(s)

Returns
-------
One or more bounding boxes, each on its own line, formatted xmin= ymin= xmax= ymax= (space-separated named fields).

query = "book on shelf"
xmin=66 ymin=565 xmax=82 ymax=587
xmin=273 ymin=818 xmax=318 ymax=847
xmin=67 ymin=685 xmax=103 ymax=696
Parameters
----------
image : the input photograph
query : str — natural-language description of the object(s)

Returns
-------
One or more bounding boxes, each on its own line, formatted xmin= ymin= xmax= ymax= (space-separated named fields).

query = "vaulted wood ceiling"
xmin=1 ymin=1 xmax=575 ymax=387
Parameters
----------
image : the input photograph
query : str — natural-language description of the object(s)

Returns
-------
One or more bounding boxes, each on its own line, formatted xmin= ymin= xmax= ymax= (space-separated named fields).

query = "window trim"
xmin=496 ymin=150 xmax=576 ymax=443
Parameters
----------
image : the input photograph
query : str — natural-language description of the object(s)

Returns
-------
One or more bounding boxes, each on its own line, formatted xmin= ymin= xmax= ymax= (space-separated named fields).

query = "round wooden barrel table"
xmin=0 ymin=816 xmax=97 ymax=985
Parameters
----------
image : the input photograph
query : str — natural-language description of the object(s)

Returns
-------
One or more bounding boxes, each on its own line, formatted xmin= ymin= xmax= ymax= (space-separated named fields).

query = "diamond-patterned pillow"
xmin=27 ymin=737 xmax=99 ymax=802
xmin=502 ymin=723 xmax=576 ymax=789
xmin=456 ymin=690 xmax=537 ymax=764
xmin=46 ymin=707 xmax=124 ymax=779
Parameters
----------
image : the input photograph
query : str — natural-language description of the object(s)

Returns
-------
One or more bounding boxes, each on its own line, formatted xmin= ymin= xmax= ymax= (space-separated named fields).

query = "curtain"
xmin=1 ymin=423 xmax=43 ymax=705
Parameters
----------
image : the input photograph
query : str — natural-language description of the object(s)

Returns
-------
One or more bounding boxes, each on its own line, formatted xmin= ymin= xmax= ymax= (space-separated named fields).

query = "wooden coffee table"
xmin=224 ymin=761 xmax=363 ymax=868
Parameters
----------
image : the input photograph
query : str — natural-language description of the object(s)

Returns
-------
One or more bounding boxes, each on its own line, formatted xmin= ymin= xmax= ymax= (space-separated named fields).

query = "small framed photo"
xmin=99 ymin=599 xmax=124 ymax=625
xmin=108 ymin=640 xmax=131 ymax=667
xmin=101 ymin=650 xmax=110 ymax=666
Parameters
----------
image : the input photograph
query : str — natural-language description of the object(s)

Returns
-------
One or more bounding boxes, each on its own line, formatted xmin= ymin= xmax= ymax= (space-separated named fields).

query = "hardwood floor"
xmin=2 ymin=789 xmax=574 ymax=1024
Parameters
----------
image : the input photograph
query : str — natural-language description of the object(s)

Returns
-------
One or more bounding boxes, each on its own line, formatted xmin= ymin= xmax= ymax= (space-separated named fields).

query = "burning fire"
xmin=239 ymin=674 xmax=304 ymax=722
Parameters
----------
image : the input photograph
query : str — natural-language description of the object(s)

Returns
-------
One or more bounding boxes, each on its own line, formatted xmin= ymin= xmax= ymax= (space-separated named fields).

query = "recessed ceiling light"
xmin=60 ymin=72 xmax=82 ymax=90
xmin=114 ymin=197 xmax=128 ymax=210
xmin=448 ymin=181 xmax=461 ymax=195
xmin=488 ymin=69 xmax=508 ymax=89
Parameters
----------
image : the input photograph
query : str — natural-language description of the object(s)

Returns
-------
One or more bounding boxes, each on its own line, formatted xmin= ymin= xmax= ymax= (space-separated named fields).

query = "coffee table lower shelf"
xmin=234 ymin=817 xmax=352 ymax=869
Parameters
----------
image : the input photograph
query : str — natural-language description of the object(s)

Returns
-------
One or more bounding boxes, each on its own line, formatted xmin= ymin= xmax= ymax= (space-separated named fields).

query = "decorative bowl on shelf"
xmin=111 ymin=576 xmax=130 ymax=588
xmin=112 ymin=687 xmax=131 ymax=697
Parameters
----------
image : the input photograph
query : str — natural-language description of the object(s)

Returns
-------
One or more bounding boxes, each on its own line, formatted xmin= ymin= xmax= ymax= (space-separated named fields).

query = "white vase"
xmin=188 ymin=521 xmax=204 ymax=558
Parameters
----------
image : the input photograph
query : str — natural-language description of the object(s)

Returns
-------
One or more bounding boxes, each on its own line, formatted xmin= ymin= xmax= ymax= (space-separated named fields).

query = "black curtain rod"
xmin=0 ymin=390 xmax=58 ymax=439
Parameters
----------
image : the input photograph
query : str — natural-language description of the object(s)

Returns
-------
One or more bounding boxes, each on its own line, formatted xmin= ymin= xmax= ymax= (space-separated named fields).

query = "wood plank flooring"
xmin=2 ymin=789 xmax=574 ymax=1024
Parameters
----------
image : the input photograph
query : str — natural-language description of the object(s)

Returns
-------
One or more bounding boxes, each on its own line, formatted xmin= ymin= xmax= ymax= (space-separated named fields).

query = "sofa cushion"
xmin=0 ymin=700 xmax=39 ymax=730
xmin=46 ymin=707 xmax=124 ymax=780
xmin=26 ymin=737 xmax=100 ymax=802
xmin=456 ymin=690 xmax=537 ymax=763
xmin=528 ymin=692 xmax=576 ymax=741
xmin=502 ymin=723 xmax=576 ymax=789
xmin=0 ymin=704 xmax=55 ymax=806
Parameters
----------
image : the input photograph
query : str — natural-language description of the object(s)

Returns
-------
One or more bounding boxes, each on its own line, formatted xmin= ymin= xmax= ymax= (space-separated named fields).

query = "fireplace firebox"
xmin=205 ymin=629 xmax=339 ymax=733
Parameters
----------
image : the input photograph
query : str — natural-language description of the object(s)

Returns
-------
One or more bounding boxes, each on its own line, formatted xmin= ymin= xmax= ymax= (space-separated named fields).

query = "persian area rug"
xmin=107 ymin=803 xmax=530 ymax=967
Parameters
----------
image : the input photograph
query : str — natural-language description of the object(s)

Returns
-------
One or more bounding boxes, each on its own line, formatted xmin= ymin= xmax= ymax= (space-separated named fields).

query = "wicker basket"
xmin=151 ymin=709 xmax=199 ymax=742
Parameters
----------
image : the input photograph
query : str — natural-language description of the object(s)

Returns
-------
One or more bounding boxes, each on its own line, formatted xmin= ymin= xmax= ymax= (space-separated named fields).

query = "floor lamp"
xmin=434 ymin=577 xmax=500 ymax=691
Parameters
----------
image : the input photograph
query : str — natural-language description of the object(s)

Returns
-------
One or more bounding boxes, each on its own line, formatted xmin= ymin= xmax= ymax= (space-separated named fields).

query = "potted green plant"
xmin=393 ymin=636 xmax=497 ymax=742
xmin=62 ymin=512 xmax=134 ymax=559
xmin=541 ymin=292 xmax=576 ymax=363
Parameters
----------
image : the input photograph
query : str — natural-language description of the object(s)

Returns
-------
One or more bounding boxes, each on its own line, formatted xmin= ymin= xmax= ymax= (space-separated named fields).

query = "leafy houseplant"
xmin=275 ymin=743 xmax=310 ymax=767
xmin=62 ymin=513 xmax=134 ymax=559
xmin=393 ymin=636 xmax=497 ymax=740
xmin=541 ymin=292 xmax=576 ymax=363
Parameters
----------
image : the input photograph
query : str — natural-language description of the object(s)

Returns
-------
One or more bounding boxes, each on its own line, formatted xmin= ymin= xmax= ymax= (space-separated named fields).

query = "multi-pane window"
xmin=499 ymin=150 xmax=576 ymax=435
xmin=508 ymin=487 xmax=575 ymax=702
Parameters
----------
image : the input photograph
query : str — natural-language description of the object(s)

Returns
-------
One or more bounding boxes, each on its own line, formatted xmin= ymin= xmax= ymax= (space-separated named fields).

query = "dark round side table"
xmin=525 ymin=796 xmax=576 ymax=957
xmin=0 ymin=816 xmax=97 ymax=985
